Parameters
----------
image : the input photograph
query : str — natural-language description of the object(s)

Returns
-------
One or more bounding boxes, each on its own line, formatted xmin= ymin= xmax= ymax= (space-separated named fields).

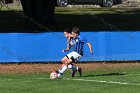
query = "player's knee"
xmin=62 ymin=60 xmax=68 ymax=65
xmin=61 ymin=58 xmax=65 ymax=62
xmin=62 ymin=59 xmax=67 ymax=65
xmin=62 ymin=57 xmax=68 ymax=62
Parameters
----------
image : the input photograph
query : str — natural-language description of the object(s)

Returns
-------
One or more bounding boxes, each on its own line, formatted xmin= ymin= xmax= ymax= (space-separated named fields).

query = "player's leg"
xmin=70 ymin=51 xmax=83 ymax=77
xmin=67 ymin=63 xmax=78 ymax=77
xmin=57 ymin=56 xmax=72 ymax=78
xmin=67 ymin=62 xmax=83 ymax=77
xmin=77 ymin=66 xmax=82 ymax=77
xmin=61 ymin=58 xmax=82 ymax=77
xmin=57 ymin=51 xmax=82 ymax=78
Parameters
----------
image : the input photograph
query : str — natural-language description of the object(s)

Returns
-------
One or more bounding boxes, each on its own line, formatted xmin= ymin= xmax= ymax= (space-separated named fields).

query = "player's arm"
xmin=82 ymin=36 xmax=93 ymax=54
xmin=62 ymin=47 xmax=70 ymax=52
xmin=87 ymin=42 xmax=93 ymax=54
xmin=62 ymin=43 xmax=71 ymax=52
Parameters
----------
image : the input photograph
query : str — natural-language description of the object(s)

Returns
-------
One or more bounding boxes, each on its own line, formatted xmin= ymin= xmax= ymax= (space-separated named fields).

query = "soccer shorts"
xmin=66 ymin=51 xmax=82 ymax=62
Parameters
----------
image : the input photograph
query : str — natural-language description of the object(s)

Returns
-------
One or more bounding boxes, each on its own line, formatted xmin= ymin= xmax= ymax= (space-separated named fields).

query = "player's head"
xmin=72 ymin=26 xmax=80 ymax=38
xmin=64 ymin=28 xmax=71 ymax=38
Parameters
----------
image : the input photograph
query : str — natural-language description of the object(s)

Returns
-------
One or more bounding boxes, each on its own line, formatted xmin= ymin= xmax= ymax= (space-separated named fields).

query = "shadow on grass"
xmin=0 ymin=11 xmax=41 ymax=33
xmin=53 ymin=8 xmax=140 ymax=31
xmin=0 ymin=8 xmax=140 ymax=32
xmin=82 ymin=72 xmax=126 ymax=77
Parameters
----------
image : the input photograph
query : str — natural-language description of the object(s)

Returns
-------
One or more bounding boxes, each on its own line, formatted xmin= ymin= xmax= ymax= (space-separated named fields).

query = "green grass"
xmin=0 ymin=67 xmax=140 ymax=93
xmin=0 ymin=5 xmax=140 ymax=32
xmin=54 ymin=7 xmax=140 ymax=31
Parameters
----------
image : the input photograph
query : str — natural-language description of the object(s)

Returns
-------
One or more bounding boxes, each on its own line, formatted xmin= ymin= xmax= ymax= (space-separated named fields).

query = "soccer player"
xmin=62 ymin=28 xmax=82 ymax=77
xmin=57 ymin=26 xmax=93 ymax=78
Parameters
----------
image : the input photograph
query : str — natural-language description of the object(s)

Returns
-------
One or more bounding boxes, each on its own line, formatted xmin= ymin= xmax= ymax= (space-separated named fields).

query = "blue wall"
xmin=0 ymin=32 xmax=139 ymax=63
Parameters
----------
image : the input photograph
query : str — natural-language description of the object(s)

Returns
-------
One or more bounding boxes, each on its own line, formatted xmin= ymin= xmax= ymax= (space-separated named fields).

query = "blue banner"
xmin=0 ymin=32 xmax=139 ymax=63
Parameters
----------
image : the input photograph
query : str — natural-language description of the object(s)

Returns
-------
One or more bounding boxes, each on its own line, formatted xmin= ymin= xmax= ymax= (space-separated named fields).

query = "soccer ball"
xmin=50 ymin=71 xmax=58 ymax=80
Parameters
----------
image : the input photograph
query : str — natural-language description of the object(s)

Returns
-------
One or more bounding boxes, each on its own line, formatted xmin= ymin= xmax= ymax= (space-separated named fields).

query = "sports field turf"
xmin=0 ymin=63 xmax=140 ymax=93
xmin=1 ymin=5 xmax=140 ymax=32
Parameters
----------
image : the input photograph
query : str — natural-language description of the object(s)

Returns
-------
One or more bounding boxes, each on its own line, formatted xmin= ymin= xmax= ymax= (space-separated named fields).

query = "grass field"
xmin=0 ymin=5 xmax=140 ymax=93
xmin=54 ymin=7 xmax=140 ymax=31
xmin=0 ymin=63 xmax=140 ymax=93
xmin=0 ymin=5 xmax=140 ymax=32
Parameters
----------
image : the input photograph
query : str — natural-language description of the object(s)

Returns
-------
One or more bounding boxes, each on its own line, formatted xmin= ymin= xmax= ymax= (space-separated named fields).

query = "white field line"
xmin=37 ymin=78 xmax=140 ymax=86
xmin=1 ymin=77 xmax=140 ymax=86
xmin=64 ymin=78 xmax=140 ymax=86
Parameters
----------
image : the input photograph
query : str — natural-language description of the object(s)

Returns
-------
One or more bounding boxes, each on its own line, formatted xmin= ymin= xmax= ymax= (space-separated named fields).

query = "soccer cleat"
xmin=55 ymin=70 xmax=59 ymax=74
xmin=54 ymin=70 xmax=63 ymax=79
xmin=72 ymin=68 xmax=77 ymax=77
xmin=78 ymin=67 xmax=82 ymax=77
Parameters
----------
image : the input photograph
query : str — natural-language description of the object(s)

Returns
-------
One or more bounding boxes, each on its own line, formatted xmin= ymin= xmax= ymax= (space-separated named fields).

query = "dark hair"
xmin=72 ymin=26 xmax=80 ymax=35
xmin=64 ymin=28 xmax=71 ymax=33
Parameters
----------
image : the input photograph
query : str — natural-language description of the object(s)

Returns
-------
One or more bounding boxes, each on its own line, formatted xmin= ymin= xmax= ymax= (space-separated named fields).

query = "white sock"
xmin=76 ymin=66 xmax=79 ymax=70
xmin=68 ymin=64 xmax=73 ymax=69
xmin=57 ymin=73 xmax=61 ymax=77
xmin=60 ymin=65 xmax=67 ymax=73
xmin=68 ymin=64 xmax=77 ymax=71
xmin=58 ymin=65 xmax=67 ymax=77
